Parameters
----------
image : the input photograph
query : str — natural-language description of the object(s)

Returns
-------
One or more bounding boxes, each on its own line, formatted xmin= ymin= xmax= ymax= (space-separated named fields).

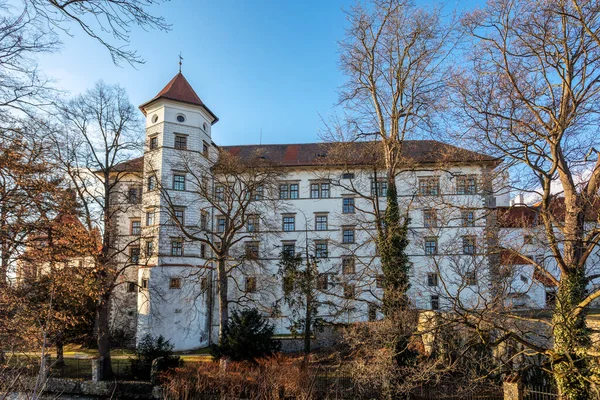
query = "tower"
xmin=136 ymin=72 xmax=218 ymax=350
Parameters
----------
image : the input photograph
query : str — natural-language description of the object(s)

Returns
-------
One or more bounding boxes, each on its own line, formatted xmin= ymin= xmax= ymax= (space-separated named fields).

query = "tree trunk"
xmin=55 ymin=333 xmax=65 ymax=367
xmin=96 ymin=294 xmax=113 ymax=379
xmin=553 ymin=269 xmax=590 ymax=400
xmin=218 ymin=258 xmax=229 ymax=340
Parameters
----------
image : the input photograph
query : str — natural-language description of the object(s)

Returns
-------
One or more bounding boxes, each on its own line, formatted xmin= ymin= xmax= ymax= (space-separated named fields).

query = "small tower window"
xmin=151 ymin=114 xmax=158 ymax=123
xmin=176 ymin=114 xmax=186 ymax=123
xmin=203 ymin=122 xmax=208 ymax=131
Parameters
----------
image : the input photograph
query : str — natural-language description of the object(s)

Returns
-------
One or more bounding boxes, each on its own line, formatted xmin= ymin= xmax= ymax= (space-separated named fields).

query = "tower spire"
xmin=178 ymin=52 xmax=183 ymax=73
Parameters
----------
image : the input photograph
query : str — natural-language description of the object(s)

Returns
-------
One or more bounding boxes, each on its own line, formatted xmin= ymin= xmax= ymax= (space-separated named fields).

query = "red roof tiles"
xmin=139 ymin=73 xmax=218 ymax=122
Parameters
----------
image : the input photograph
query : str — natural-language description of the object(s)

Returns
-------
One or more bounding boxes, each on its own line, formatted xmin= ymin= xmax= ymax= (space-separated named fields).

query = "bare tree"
xmin=452 ymin=0 xmax=600 ymax=397
xmin=155 ymin=148 xmax=285 ymax=340
xmin=337 ymin=0 xmax=460 ymax=312
xmin=51 ymin=81 xmax=143 ymax=379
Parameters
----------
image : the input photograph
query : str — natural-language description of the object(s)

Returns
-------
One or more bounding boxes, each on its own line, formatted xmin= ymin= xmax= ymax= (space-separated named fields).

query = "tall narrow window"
xmin=371 ymin=179 xmax=388 ymax=197
xmin=321 ymin=183 xmax=330 ymax=198
xmin=343 ymin=284 xmax=355 ymax=299
xmin=245 ymin=276 xmax=257 ymax=293
xmin=245 ymin=242 xmax=259 ymax=259
xmin=128 ymin=187 xmax=141 ymax=204
xmin=463 ymin=236 xmax=476 ymax=255
xmin=173 ymin=174 xmax=186 ymax=191
xmin=430 ymin=295 xmax=440 ymax=310
xmin=427 ymin=272 xmax=439 ymax=287
xmin=130 ymin=220 xmax=141 ymax=235
xmin=342 ymin=227 xmax=355 ymax=244
xmin=279 ymin=184 xmax=289 ymax=199
xmin=202 ymin=142 xmax=209 ymax=157
xmin=342 ymin=198 xmax=355 ymax=214
xmin=315 ymin=215 xmax=328 ymax=231
xmin=425 ymin=237 xmax=438 ymax=255
xmin=217 ymin=217 xmax=226 ymax=233
xmin=171 ymin=240 xmax=183 ymax=256
xmin=316 ymin=273 xmax=329 ymax=290
xmin=130 ymin=247 xmax=140 ymax=264
xmin=174 ymin=135 xmax=187 ymax=150
xmin=247 ymin=215 xmax=259 ymax=232
xmin=423 ymin=209 xmax=437 ymax=228
xmin=290 ymin=183 xmax=299 ymax=199
xmin=146 ymin=241 xmax=154 ymax=256
xmin=200 ymin=244 xmax=206 ymax=258
xmin=149 ymin=136 xmax=158 ymax=150
xmin=315 ymin=241 xmax=328 ymax=259
xmin=215 ymin=185 xmax=224 ymax=201
xmin=147 ymin=176 xmax=156 ymax=191
xmin=254 ymin=185 xmax=264 ymax=200
xmin=173 ymin=207 xmax=185 ymax=225
xmin=200 ymin=211 xmax=208 ymax=230
xmin=342 ymin=256 xmax=355 ymax=274
xmin=146 ymin=210 xmax=155 ymax=226
xmin=310 ymin=183 xmax=320 ymax=199
xmin=462 ymin=210 xmax=475 ymax=227
xmin=282 ymin=215 xmax=295 ymax=232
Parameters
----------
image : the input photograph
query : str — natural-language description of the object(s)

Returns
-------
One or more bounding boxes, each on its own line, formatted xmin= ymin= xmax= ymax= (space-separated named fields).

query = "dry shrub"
xmin=161 ymin=354 xmax=314 ymax=400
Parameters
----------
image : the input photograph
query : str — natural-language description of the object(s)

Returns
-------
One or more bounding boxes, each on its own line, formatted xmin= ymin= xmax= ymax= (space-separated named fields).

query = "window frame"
xmin=130 ymin=220 xmax=141 ymax=235
xmin=342 ymin=256 xmax=355 ymax=274
xmin=171 ymin=240 xmax=183 ymax=256
xmin=245 ymin=276 xmax=257 ymax=293
xmin=342 ymin=227 xmax=355 ymax=244
xmin=174 ymin=134 xmax=187 ymax=150
xmin=173 ymin=174 xmax=186 ymax=191
xmin=169 ymin=277 xmax=182 ymax=289
xmin=149 ymin=136 xmax=158 ymax=150
xmin=282 ymin=215 xmax=296 ymax=232
xmin=315 ymin=241 xmax=328 ymax=259
xmin=342 ymin=197 xmax=355 ymax=214
xmin=427 ymin=272 xmax=439 ymax=287
xmin=315 ymin=214 xmax=328 ymax=231
xmin=418 ymin=177 xmax=440 ymax=196
xmin=424 ymin=237 xmax=438 ymax=255
xmin=462 ymin=236 xmax=476 ymax=255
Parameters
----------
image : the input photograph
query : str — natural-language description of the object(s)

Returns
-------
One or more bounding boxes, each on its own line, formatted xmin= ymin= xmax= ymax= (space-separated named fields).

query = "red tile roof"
xmin=113 ymin=140 xmax=499 ymax=173
xmin=497 ymin=206 xmax=538 ymax=228
xmin=139 ymin=73 xmax=218 ymax=122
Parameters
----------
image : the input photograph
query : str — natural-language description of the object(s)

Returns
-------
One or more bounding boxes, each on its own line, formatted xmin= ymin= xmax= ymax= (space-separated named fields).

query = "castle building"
xmin=108 ymin=72 xmax=557 ymax=351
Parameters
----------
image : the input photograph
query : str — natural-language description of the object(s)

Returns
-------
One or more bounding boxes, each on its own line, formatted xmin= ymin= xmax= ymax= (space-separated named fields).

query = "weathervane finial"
xmin=178 ymin=52 xmax=183 ymax=73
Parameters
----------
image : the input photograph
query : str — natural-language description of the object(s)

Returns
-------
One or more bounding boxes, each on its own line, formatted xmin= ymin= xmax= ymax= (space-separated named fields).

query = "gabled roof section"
xmin=139 ymin=73 xmax=218 ymax=123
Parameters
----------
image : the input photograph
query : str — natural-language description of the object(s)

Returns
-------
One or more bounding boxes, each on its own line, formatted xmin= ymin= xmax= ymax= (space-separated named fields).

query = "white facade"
xmin=108 ymin=73 xmax=543 ymax=351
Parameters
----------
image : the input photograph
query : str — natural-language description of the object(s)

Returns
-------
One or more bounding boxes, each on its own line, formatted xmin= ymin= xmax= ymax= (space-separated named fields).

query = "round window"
xmin=151 ymin=114 xmax=158 ymax=123
xmin=176 ymin=114 xmax=185 ymax=123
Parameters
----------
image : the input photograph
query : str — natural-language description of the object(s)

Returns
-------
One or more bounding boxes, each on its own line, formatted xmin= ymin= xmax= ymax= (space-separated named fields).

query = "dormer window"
xmin=176 ymin=114 xmax=186 ymax=123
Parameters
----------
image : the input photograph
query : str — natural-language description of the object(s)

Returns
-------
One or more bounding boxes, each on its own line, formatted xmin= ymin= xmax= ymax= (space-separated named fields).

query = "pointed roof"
xmin=139 ymin=72 xmax=218 ymax=123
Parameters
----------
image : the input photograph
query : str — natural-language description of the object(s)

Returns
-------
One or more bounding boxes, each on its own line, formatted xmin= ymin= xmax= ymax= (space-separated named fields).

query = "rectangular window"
xmin=290 ymin=184 xmax=299 ymax=199
xmin=173 ymin=174 xmax=186 ymax=191
xmin=174 ymin=208 xmax=185 ymax=225
xmin=217 ymin=217 xmax=226 ymax=233
xmin=245 ymin=242 xmax=259 ymax=259
xmin=202 ymin=141 xmax=209 ymax=157
xmin=371 ymin=179 xmax=388 ymax=197
xmin=462 ymin=210 xmax=475 ymax=227
xmin=174 ymin=135 xmax=187 ymax=150
xmin=431 ymin=295 xmax=440 ymax=310
xmin=279 ymin=184 xmax=289 ymax=199
xmin=200 ymin=211 xmax=208 ymax=230
xmin=425 ymin=237 xmax=438 ymax=255
xmin=247 ymin=215 xmax=259 ymax=232
xmin=282 ymin=216 xmax=295 ymax=232
xmin=127 ymin=282 xmax=136 ymax=293
xmin=141 ymin=278 xmax=149 ymax=290
xmin=149 ymin=136 xmax=158 ymax=150
xmin=465 ymin=271 xmax=477 ymax=286
xmin=315 ymin=215 xmax=328 ymax=231
xmin=463 ymin=236 xmax=476 ymax=255
xmin=315 ymin=241 xmax=328 ymax=259
xmin=423 ymin=209 xmax=437 ymax=228
xmin=200 ymin=244 xmax=206 ymax=258
xmin=128 ymin=187 xmax=141 ymax=204
xmin=171 ymin=240 xmax=183 ymax=256
xmin=419 ymin=177 xmax=440 ymax=196
xmin=282 ymin=243 xmax=296 ymax=257
xmin=147 ymin=176 xmax=156 ymax=191
xmin=342 ymin=198 xmax=355 ymax=214
xmin=215 ymin=185 xmax=224 ymax=201
xmin=427 ymin=272 xmax=439 ymax=287
xmin=245 ymin=276 xmax=257 ymax=293
xmin=310 ymin=182 xmax=330 ymax=198
xmin=169 ymin=277 xmax=182 ymax=289
xmin=146 ymin=211 xmax=155 ymax=226
xmin=316 ymin=273 xmax=329 ymax=290
xmin=146 ymin=241 xmax=154 ymax=256
xmin=342 ymin=227 xmax=355 ymax=244
xmin=457 ymin=175 xmax=477 ymax=195
xmin=130 ymin=247 xmax=140 ymax=264
xmin=130 ymin=220 xmax=141 ymax=235
xmin=254 ymin=185 xmax=264 ymax=200
xmin=343 ymin=284 xmax=355 ymax=299
xmin=342 ymin=256 xmax=355 ymax=274
xmin=342 ymin=172 xmax=355 ymax=180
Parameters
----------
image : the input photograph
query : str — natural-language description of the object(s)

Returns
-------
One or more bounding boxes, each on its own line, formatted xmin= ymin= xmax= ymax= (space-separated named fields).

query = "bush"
xmin=211 ymin=308 xmax=281 ymax=362
xmin=129 ymin=334 xmax=181 ymax=380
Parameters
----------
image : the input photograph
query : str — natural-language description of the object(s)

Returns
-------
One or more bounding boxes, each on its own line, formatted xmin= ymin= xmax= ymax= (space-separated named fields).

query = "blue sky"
xmin=37 ymin=0 xmax=482 ymax=146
